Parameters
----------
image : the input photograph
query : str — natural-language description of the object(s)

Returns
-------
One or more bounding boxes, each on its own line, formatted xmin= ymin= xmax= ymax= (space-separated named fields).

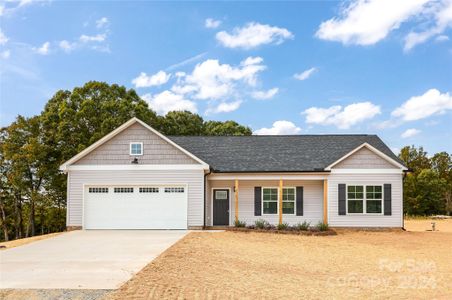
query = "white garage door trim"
xmin=82 ymin=183 xmax=188 ymax=229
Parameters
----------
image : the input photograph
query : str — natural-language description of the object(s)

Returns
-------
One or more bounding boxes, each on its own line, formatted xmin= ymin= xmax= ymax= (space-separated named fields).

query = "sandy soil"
xmin=0 ymin=232 xmax=62 ymax=250
xmin=0 ymin=289 xmax=111 ymax=300
xmin=107 ymin=229 xmax=452 ymax=300
xmin=404 ymin=218 xmax=452 ymax=232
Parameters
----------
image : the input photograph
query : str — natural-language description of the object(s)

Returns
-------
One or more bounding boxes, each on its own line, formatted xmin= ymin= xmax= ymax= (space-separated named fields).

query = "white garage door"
xmin=84 ymin=185 xmax=187 ymax=229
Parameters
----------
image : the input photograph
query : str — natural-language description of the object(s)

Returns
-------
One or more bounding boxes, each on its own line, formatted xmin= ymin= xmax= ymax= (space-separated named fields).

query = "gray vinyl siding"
xmin=334 ymin=147 xmax=397 ymax=169
xmin=67 ymin=169 xmax=204 ymax=227
xmin=207 ymin=180 xmax=324 ymax=226
xmin=75 ymin=123 xmax=197 ymax=165
xmin=327 ymin=173 xmax=403 ymax=227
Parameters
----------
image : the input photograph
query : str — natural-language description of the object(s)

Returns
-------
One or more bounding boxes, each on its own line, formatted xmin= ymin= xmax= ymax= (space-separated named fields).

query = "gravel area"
xmin=107 ymin=226 xmax=452 ymax=299
xmin=0 ymin=289 xmax=112 ymax=300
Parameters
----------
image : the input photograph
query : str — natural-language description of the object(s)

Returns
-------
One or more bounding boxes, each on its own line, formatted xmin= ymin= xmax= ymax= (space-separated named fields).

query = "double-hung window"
xmin=130 ymin=142 xmax=143 ymax=156
xmin=282 ymin=188 xmax=295 ymax=214
xmin=262 ymin=187 xmax=296 ymax=215
xmin=347 ymin=185 xmax=382 ymax=214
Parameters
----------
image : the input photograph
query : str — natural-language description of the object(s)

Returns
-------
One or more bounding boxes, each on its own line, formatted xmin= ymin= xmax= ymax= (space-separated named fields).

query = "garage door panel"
xmin=84 ymin=186 xmax=187 ymax=229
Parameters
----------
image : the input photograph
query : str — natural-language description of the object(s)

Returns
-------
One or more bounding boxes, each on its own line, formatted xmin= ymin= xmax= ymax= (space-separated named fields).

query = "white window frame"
xmin=129 ymin=142 xmax=143 ymax=156
xmin=346 ymin=184 xmax=384 ymax=215
xmin=261 ymin=187 xmax=296 ymax=216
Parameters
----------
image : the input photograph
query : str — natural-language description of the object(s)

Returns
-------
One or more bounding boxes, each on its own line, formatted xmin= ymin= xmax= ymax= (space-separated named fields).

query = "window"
xmin=282 ymin=188 xmax=295 ymax=214
xmin=89 ymin=187 xmax=108 ymax=193
xmin=130 ymin=142 xmax=143 ymax=156
xmin=114 ymin=187 xmax=134 ymax=193
xmin=347 ymin=185 xmax=383 ymax=214
xmin=139 ymin=187 xmax=159 ymax=193
xmin=262 ymin=188 xmax=278 ymax=214
xmin=366 ymin=186 xmax=382 ymax=213
xmin=165 ymin=187 xmax=184 ymax=193
xmin=215 ymin=190 xmax=228 ymax=199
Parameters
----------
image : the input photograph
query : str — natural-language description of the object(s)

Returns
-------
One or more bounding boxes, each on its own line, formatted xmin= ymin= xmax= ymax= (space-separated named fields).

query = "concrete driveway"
xmin=0 ymin=230 xmax=188 ymax=289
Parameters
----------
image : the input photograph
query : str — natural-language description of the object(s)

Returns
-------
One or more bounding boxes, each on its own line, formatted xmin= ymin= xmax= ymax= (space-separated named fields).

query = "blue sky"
xmin=1 ymin=0 xmax=451 ymax=154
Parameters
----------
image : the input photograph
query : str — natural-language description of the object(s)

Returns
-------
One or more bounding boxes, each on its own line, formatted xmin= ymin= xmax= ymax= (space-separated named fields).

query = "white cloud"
xmin=79 ymin=34 xmax=106 ymax=43
xmin=206 ymin=100 xmax=242 ymax=114
xmin=0 ymin=50 xmax=10 ymax=59
xmin=254 ymin=120 xmax=301 ymax=135
xmin=166 ymin=52 xmax=207 ymax=71
xmin=205 ymin=18 xmax=222 ymax=29
xmin=401 ymin=128 xmax=421 ymax=138
xmin=0 ymin=28 xmax=8 ymax=45
xmin=59 ymin=40 xmax=76 ymax=52
xmin=251 ymin=87 xmax=279 ymax=100
xmin=392 ymin=89 xmax=452 ymax=121
xmin=304 ymin=102 xmax=381 ymax=129
xmin=132 ymin=71 xmax=171 ymax=88
xmin=294 ymin=67 xmax=317 ymax=81
xmin=33 ymin=41 xmax=50 ymax=55
xmin=174 ymin=56 xmax=266 ymax=100
xmin=436 ymin=34 xmax=450 ymax=41
xmin=316 ymin=0 xmax=429 ymax=46
xmin=96 ymin=17 xmax=109 ymax=29
xmin=216 ymin=22 xmax=293 ymax=49
xmin=142 ymin=91 xmax=197 ymax=115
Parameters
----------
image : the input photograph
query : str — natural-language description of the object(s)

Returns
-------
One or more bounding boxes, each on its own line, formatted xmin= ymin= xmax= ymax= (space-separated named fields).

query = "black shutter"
xmin=296 ymin=187 xmax=304 ymax=216
xmin=384 ymin=184 xmax=392 ymax=215
xmin=338 ymin=184 xmax=346 ymax=215
xmin=254 ymin=187 xmax=262 ymax=216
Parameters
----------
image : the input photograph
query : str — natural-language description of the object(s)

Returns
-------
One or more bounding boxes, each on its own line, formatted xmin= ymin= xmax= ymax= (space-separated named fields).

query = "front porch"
xmin=205 ymin=174 xmax=328 ymax=227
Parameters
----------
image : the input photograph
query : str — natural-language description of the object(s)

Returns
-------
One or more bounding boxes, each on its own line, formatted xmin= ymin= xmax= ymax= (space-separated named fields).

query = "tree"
xmin=204 ymin=120 xmax=252 ymax=136
xmin=159 ymin=111 xmax=204 ymax=136
xmin=399 ymin=146 xmax=431 ymax=173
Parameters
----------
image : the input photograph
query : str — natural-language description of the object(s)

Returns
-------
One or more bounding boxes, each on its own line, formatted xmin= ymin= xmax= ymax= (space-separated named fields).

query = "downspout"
xmin=203 ymin=168 xmax=212 ymax=229
xmin=401 ymin=169 xmax=411 ymax=231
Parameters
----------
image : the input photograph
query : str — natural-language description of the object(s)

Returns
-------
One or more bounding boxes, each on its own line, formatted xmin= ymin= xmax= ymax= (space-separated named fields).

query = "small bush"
xmin=277 ymin=222 xmax=289 ymax=230
xmin=316 ymin=222 xmax=329 ymax=231
xmin=255 ymin=219 xmax=269 ymax=229
xmin=296 ymin=221 xmax=311 ymax=231
xmin=234 ymin=220 xmax=246 ymax=228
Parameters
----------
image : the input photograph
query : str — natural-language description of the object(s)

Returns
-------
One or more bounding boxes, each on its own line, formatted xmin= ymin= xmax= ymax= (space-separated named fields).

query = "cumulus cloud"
xmin=316 ymin=0 xmax=429 ymax=46
xmin=0 ymin=28 xmax=8 ymax=45
xmin=303 ymin=102 xmax=381 ymax=129
xmin=205 ymin=18 xmax=222 ymax=29
xmin=142 ymin=91 xmax=197 ymax=115
xmin=392 ymin=89 xmax=452 ymax=121
xmin=59 ymin=40 xmax=76 ymax=52
xmin=206 ymin=100 xmax=242 ymax=114
xmin=294 ymin=67 xmax=317 ymax=81
xmin=79 ymin=34 xmax=106 ymax=43
xmin=96 ymin=17 xmax=109 ymax=29
xmin=33 ymin=41 xmax=50 ymax=55
xmin=401 ymin=128 xmax=421 ymax=138
xmin=254 ymin=120 xmax=301 ymax=135
xmin=216 ymin=22 xmax=293 ymax=49
xmin=132 ymin=71 xmax=171 ymax=88
xmin=251 ymin=88 xmax=279 ymax=100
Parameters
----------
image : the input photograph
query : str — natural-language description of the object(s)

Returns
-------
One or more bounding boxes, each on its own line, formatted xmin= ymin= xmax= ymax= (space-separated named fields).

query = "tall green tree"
xmin=204 ymin=120 xmax=252 ymax=136
xmin=159 ymin=111 xmax=204 ymax=136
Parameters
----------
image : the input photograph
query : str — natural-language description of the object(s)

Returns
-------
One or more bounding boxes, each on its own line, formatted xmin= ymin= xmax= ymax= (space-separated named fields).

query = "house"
xmin=60 ymin=117 xmax=408 ymax=230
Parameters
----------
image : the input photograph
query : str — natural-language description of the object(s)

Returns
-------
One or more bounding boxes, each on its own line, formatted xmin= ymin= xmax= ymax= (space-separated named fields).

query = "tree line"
xmin=0 ymin=81 xmax=251 ymax=241
xmin=1 ymin=81 xmax=451 ymax=241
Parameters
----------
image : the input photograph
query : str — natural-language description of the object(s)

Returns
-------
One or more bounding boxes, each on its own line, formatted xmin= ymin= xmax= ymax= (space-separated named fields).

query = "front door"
xmin=213 ymin=189 xmax=229 ymax=226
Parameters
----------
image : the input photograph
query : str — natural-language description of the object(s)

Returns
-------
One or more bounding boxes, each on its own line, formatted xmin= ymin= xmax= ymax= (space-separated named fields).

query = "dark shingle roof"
xmin=169 ymin=135 xmax=403 ymax=172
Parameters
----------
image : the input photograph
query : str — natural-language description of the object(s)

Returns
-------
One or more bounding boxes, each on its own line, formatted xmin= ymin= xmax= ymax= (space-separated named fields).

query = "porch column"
xmin=235 ymin=179 xmax=239 ymax=223
xmin=323 ymin=179 xmax=328 ymax=223
xmin=279 ymin=179 xmax=283 ymax=225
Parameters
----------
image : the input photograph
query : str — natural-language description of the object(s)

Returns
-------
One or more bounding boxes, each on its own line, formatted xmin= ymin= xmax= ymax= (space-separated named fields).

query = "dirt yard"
xmin=108 ymin=222 xmax=452 ymax=300
xmin=0 ymin=232 xmax=62 ymax=250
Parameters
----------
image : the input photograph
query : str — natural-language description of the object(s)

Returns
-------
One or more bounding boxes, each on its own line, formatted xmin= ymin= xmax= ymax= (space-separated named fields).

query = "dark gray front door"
xmin=213 ymin=189 xmax=229 ymax=226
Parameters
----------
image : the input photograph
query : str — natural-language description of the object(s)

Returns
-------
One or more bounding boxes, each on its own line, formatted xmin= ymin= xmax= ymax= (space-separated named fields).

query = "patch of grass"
xmin=234 ymin=220 xmax=246 ymax=228
xmin=277 ymin=222 xmax=289 ymax=230
xmin=254 ymin=219 xmax=270 ymax=229
xmin=295 ymin=221 xmax=311 ymax=231
xmin=316 ymin=222 xmax=329 ymax=231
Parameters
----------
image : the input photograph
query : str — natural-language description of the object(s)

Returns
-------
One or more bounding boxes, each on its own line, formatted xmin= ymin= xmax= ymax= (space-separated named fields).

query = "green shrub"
xmin=277 ymin=222 xmax=289 ymax=230
xmin=295 ymin=221 xmax=311 ymax=231
xmin=316 ymin=222 xmax=329 ymax=231
xmin=254 ymin=219 xmax=269 ymax=229
xmin=234 ymin=220 xmax=246 ymax=228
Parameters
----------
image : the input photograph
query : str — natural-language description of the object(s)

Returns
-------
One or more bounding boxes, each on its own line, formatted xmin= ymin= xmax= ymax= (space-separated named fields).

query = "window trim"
xmin=346 ymin=184 xmax=384 ymax=215
xmin=261 ymin=186 xmax=296 ymax=216
xmin=129 ymin=142 xmax=143 ymax=156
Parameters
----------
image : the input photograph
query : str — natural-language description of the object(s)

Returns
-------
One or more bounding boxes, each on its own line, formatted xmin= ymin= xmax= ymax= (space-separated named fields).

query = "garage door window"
xmin=165 ymin=187 xmax=184 ymax=193
xmin=114 ymin=187 xmax=134 ymax=193
xmin=139 ymin=187 xmax=159 ymax=193
xmin=89 ymin=187 xmax=108 ymax=193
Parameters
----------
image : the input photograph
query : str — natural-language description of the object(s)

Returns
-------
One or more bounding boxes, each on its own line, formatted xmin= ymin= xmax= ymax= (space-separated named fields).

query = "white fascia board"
xmin=208 ymin=173 xmax=329 ymax=180
xmin=325 ymin=142 xmax=407 ymax=171
xmin=65 ymin=164 xmax=208 ymax=171
xmin=59 ymin=117 xmax=209 ymax=171
xmin=330 ymin=169 xmax=404 ymax=174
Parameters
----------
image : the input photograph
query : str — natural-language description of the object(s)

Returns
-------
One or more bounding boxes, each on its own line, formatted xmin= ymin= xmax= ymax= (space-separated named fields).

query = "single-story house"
xmin=60 ymin=117 xmax=408 ymax=230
